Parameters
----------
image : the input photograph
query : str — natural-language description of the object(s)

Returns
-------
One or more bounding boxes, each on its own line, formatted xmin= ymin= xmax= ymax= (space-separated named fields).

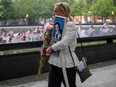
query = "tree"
xmin=90 ymin=0 xmax=115 ymax=22
xmin=0 ymin=5 xmax=3 ymax=17
xmin=113 ymin=0 xmax=116 ymax=6
xmin=71 ymin=0 xmax=86 ymax=16
xmin=0 ymin=0 xmax=15 ymax=25
xmin=13 ymin=0 xmax=73 ymax=25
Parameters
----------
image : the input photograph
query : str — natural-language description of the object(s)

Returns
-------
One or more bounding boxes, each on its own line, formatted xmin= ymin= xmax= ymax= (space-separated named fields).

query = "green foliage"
xmin=71 ymin=0 xmax=84 ymax=16
xmin=13 ymin=0 xmax=55 ymax=19
xmin=113 ymin=0 xmax=116 ymax=6
xmin=90 ymin=0 xmax=114 ymax=17
xmin=0 ymin=0 xmax=115 ymax=20
xmin=0 ymin=5 xmax=3 ymax=17
xmin=0 ymin=0 xmax=15 ymax=19
xmin=71 ymin=0 xmax=92 ymax=16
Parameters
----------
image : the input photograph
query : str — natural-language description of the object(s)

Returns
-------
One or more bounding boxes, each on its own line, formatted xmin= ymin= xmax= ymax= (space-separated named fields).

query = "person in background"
xmin=45 ymin=2 xmax=79 ymax=87
xmin=86 ymin=24 xmax=95 ymax=37
xmin=77 ymin=23 xmax=88 ymax=38
xmin=110 ymin=24 xmax=116 ymax=34
xmin=100 ymin=23 xmax=110 ymax=35
xmin=0 ymin=28 xmax=6 ymax=37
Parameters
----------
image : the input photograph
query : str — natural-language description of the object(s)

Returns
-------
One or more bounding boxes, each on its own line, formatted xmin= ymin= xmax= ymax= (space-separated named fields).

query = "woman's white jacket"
xmin=48 ymin=21 xmax=80 ymax=68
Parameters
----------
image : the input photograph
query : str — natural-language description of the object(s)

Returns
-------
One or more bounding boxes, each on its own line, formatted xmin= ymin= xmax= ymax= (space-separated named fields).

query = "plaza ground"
xmin=0 ymin=59 xmax=116 ymax=87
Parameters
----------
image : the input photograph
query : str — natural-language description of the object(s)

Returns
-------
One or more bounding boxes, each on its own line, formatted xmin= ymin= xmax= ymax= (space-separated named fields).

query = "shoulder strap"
xmin=77 ymin=33 xmax=86 ymax=57
xmin=68 ymin=47 xmax=75 ymax=66
xmin=68 ymin=32 xmax=87 ymax=66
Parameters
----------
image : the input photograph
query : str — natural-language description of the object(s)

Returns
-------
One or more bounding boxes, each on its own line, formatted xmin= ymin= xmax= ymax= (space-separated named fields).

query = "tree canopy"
xmin=0 ymin=0 xmax=115 ymax=23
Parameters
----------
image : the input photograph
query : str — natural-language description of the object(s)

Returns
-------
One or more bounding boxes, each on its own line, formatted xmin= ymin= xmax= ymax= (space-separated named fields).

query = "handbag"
xmin=69 ymin=47 xmax=92 ymax=83
xmin=68 ymin=34 xmax=92 ymax=83
xmin=76 ymin=57 xmax=92 ymax=82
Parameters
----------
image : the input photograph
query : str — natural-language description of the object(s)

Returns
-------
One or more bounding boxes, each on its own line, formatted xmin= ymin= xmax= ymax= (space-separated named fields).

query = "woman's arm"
xmin=51 ymin=22 xmax=76 ymax=51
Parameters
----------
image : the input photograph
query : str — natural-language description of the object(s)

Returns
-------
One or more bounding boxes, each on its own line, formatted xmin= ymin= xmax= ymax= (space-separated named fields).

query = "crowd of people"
xmin=77 ymin=23 xmax=116 ymax=38
xmin=0 ymin=27 xmax=44 ymax=44
xmin=0 ymin=23 xmax=116 ymax=44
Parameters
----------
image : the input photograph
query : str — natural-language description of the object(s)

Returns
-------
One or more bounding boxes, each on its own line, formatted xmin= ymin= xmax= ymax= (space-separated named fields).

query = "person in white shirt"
xmin=110 ymin=24 xmax=116 ymax=34
xmin=45 ymin=2 xmax=79 ymax=87
xmin=77 ymin=24 xmax=88 ymax=38
xmin=86 ymin=24 xmax=95 ymax=37
xmin=100 ymin=23 xmax=110 ymax=35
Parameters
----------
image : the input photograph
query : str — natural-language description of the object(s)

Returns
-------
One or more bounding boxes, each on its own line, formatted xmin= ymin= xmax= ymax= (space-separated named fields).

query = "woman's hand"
xmin=40 ymin=48 xmax=46 ymax=57
xmin=46 ymin=46 xmax=52 ymax=55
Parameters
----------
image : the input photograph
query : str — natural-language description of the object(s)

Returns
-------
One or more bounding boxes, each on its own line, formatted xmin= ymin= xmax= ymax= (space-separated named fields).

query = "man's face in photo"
xmin=55 ymin=24 xmax=60 ymax=33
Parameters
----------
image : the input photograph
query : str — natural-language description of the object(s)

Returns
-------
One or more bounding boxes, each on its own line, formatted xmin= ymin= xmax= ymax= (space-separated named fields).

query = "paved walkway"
xmin=0 ymin=60 xmax=116 ymax=87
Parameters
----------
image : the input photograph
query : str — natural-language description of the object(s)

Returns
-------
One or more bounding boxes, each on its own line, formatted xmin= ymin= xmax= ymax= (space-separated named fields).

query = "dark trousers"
xmin=48 ymin=65 xmax=77 ymax=87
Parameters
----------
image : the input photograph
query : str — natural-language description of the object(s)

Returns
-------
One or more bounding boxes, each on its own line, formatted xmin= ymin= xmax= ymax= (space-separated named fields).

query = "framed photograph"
xmin=52 ymin=16 xmax=66 ymax=43
xmin=51 ymin=16 xmax=66 ymax=57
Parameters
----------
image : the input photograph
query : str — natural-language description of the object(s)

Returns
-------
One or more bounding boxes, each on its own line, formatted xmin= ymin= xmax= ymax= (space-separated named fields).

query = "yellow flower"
xmin=38 ymin=24 xmax=53 ymax=74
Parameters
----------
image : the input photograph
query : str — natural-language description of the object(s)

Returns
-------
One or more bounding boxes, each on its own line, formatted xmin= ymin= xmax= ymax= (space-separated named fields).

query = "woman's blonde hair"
xmin=55 ymin=2 xmax=73 ymax=21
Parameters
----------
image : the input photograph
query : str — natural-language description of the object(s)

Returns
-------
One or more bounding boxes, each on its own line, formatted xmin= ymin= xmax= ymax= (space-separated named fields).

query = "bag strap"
xmin=68 ymin=33 xmax=87 ymax=67
xmin=77 ymin=33 xmax=86 ymax=57
xmin=68 ymin=47 xmax=76 ymax=67
xmin=68 ymin=46 xmax=87 ymax=68
xmin=77 ymin=33 xmax=88 ymax=62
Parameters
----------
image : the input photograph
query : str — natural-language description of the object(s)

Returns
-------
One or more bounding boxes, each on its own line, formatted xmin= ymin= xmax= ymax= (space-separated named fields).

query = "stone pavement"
xmin=0 ymin=60 xmax=116 ymax=87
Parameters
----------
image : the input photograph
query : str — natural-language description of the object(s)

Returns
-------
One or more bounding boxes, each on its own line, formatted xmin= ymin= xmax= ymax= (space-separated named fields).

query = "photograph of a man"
xmin=52 ymin=22 xmax=62 ymax=43
xmin=55 ymin=22 xmax=62 ymax=41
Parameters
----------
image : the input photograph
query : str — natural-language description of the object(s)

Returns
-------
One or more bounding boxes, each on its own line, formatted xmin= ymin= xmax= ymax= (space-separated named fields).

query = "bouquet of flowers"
xmin=38 ymin=23 xmax=53 ymax=74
